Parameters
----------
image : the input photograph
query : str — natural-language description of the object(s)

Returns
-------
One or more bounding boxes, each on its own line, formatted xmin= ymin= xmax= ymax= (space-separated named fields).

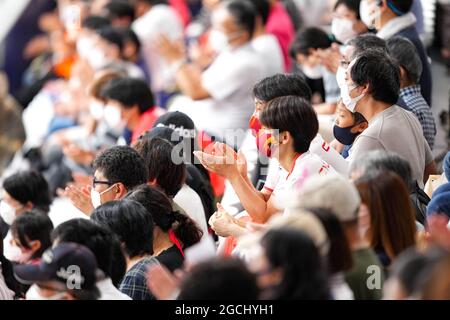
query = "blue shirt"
xmin=400 ymin=85 xmax=436 ymax=150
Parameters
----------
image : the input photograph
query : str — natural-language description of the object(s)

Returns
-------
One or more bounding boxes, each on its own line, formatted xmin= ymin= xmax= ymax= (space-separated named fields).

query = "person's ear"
xmin=279 ymin=131 xmax=290 ymax=145
xmin=115 ymin=183 xmax=127 ymax=199
xmin=268 ymin=267 xmax=284 ymax=286
xmin=379 ymin=0 xmax=389 ymax=14
xmin=399 ymin=66 xmax=407 ymax=82
xmin=360 ymin=83 xmax=370 ymax=95
xmin=24 ymin=201 xmax=34 ymax=212
xmin=147 ymin=179 xmax=157 ymax=186
xmin=29 ymin=240 xmax=42 ymax=253
xmin=351 ymin=122 xmax=369 ymax=134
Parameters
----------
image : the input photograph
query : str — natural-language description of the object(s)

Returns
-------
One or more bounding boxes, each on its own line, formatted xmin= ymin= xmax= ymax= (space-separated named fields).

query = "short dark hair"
xmin=346 ymin=34 xmax=388 ymax=59
xmin=290 ymin=27 xmax=332 ymax=58
xmin=248 ymin=0 xmax=270 ymax=25
xmin=93 ymin=146 xmax=149 ymax=191
xmin=387 ymin=36 xmax=422 ymax=84
xmin=353 ymin=111 xmax=367 ymax=125
xmin=225 ymin=0 xmax=257 ymax=39
xmin=117 ymin=27 xmax=141 ymax=53
xmin=261 ymin=228 xmax=330 ymax=299
xmin=100 ymin=77 xmax=154 ymax=114
xmin=52 ymin=219 xmax=127 ymax=287
xmin=334 ymin=0 xmax=361 ymax=19
xmin=91 ymin=199 xmax=154 ymax=258
xmin=308 ymin=208 xmax=354 ymax=274
xmin=350 ymin=51 xmax=400 ymax=105
xmin=178 ymin=258 xmax=259 ymax=300
xmin=105 ymin=1 xmax=135 ymax=21
xmin=3 ymin=170 xmax=52 ymax=213
xmin=126 ymin=185 xmax=202 ymax=248
xmin=82 ymin=15 xmax=111 ymax=30
xmin=10 ymin=210 xmax=53 ymax=260
xmin=137 ymin=0 xmax=168 ymax=5
xmin=133 ymin=137 xmax=186 ymax=197
xmin=388 ymin=0 xmax=413 ymax=15
xmin=253 ymin=74 xmax=312 ymax=102
xmin=96 ymin=26 xmax=124 ymax=52
xmin=260 ymin=96 xmax=319 ymax=153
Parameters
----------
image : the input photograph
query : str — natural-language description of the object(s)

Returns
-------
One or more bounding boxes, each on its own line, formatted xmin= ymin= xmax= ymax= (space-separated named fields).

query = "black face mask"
xmin=333 ymin=124 xmax=359 ymax=145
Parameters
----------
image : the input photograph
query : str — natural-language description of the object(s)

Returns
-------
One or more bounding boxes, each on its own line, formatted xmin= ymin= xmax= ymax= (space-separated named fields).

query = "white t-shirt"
xmin=310 ymin=134 xmax=349 ymax=176
xmin=263 ymin=151 xmax=336 ymax=198
xmin=221 ymin=132 xmax=347 ymax=210
xmin=180 ymin=43 xmax=263 ymax=146
xmin=347 ymin=105 xmax=433 ymax=187
xmin=0 ymin=263 xmax=14 ymax=300
xmin=330 ymin=273 xmax=355 ymax=300
xmin=251 ymin=34 xmax=284 ymax=78
xmin=97 ymin=278 xmax=132 ymax=300
xmin=132 ymin=5 xmax=183 ymax=92
xmin=174 ymin=184 xmax=208 ymax=237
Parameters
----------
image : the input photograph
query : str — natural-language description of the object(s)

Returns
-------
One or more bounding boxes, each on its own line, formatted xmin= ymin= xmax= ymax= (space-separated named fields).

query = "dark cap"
xmin=14 ymin=243 xmax=98 ymax=290
xmin=153 ymin=111 xmax=196 ymax=139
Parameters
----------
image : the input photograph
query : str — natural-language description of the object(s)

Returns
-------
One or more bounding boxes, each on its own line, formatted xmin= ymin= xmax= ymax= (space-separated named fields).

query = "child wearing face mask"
xmin=10 ymin=211 xmax=54 ymax=265
xmin=331 ymin=100 xmax=368 ymax=158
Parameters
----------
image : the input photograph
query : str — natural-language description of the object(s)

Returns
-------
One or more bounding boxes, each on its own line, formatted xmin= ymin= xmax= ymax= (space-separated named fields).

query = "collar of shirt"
xmin=377 ymin=12 xmax=417 ymax=39
xmin=400 ymin=85 xmax=422 ymax=99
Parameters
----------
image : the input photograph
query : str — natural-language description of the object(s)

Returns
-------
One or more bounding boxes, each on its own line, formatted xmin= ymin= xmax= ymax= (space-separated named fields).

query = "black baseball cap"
xmin=153 ymin=111 xmax=197 ymax=139
xmin=14 ymin=243 xmax=98 ymax=291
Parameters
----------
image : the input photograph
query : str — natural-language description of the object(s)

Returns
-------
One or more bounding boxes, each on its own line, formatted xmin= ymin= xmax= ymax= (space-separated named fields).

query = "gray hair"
xmin=350 ymin=150 xmax=414 ymax=190
xmin=346 ymin=34 xmax=388 ymax=60
xmin=387 ymin=36 xmax=423 ymax=84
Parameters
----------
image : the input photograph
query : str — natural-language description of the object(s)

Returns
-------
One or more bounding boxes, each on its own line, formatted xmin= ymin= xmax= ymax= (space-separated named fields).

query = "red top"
xmin=266 ymin=2 xmax=295 ymax=72
xmin=131 ymin=106 xmax=166 ymax=144
xmin=168 ymin=0 xmax=191 ymax=28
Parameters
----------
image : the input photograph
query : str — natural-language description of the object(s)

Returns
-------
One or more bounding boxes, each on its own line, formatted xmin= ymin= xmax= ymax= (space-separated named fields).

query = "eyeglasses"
xmin=92 ymin=179 xmax=116 ymax=189
xmin=340 ymin=59 xmax=350 ymax=68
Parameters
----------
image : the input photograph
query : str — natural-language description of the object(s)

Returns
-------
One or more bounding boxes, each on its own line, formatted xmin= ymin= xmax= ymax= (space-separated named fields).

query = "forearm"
xmin=229 ymin=173 xmax=270 ymax=223
xmin=176 ymin=64 xmax=210 ymax=100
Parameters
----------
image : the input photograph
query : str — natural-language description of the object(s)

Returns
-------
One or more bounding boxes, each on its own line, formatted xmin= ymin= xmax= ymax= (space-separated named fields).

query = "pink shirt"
xmin=266 ymin=2 xmax=295 ymax=72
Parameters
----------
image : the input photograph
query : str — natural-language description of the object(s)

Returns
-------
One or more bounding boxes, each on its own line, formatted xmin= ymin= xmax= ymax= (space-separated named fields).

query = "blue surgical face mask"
xmin=333 ymin=124 xmax=359 ymax=145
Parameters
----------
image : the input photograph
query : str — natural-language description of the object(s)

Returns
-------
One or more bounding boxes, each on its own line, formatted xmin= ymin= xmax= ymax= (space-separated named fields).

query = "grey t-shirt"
xmin=347 ymin=105 xmax=433 ymax=186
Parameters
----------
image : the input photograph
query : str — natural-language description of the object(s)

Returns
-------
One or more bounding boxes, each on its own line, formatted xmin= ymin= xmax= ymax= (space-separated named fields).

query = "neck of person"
xmin=126 ymin=253 xmax=150 ymax=271
xmin=278 ymin=147 xmax=300 ymax=173
xmin=127 ymin=114 xmax=141 ymax=131
xmin=400 ymin=78 xmax=416 ymax=89
xmin=344 ymin=224 xmax=370 ymax=251
xmin=153 ymin=227 xmax=174 ymax=257
xmin=252 ymin=22 xmax=266 ymax=38
xmin=377 ymin=11 xmax=398 ymax=31
xmin=358 ymin=97 xmax=392 ymax=122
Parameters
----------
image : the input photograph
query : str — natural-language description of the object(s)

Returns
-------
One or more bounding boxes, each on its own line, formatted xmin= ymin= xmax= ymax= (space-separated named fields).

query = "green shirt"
xmin=345 ymin=248 xmax=385 ymax=300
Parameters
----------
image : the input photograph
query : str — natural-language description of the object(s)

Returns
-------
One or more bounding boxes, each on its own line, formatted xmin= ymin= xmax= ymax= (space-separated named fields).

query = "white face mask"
xmin=336 ymin=65 xmax=347 ymax=89
xmin=301 ymin=64 xmax=323 ymax=80
xmin=341 ymin=81 xmax=364 ymax=112
xmin=0 ymin=201 xmax=17 ymax=226
xmin=87 ymin=48 xmax=111 ymax=70
xmin=360 ymin=0 xmax=380 ymax=29
xmin=208 ymin=30 xmax=230 ymax=53
xmin=89 ymin=101 xmax=105 ymax=120
xmin=90 ymin=188 xmax=102 ymax=209
xmin=103 ymin=105 xmax=122 ymax=128
xmin=26 ymin=284 xmax=67 ymax=300
xmin=332 ymin=18 xmax=358 ymax=44
xmin=90 ymin=185 xmax=114 ymax=209
xmin=76 ymin=37 xmax=95 ymax=59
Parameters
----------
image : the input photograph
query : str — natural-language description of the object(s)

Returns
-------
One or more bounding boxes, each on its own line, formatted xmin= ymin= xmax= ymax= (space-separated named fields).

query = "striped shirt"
xmin=400 ymin=85 xmax=436 ymax=149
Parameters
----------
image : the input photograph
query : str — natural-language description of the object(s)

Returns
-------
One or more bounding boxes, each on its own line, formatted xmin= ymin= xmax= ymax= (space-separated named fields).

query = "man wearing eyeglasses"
xmin=64 ymin=146 xmax=149 ymax=215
